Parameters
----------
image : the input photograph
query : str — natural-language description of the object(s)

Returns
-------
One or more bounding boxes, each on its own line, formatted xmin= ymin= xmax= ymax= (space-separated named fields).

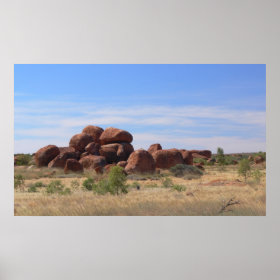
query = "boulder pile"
xmin=34 ymin=125 xmax=212 ymax=174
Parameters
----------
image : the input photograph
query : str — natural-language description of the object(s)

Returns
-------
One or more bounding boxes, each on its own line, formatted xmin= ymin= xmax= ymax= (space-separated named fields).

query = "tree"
xmin=216 ymin=147 xmax=226 ymax=167
xmin=238 ymin=159 xmax=251 ymax=181
xmin=108 ymin=166 xmax=128 ymax=195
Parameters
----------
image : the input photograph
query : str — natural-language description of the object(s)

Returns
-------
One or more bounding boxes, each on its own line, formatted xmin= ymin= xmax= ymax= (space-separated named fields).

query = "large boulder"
xmin=85 ymin=142 xmax=100 ymax=155
xmin=99 ymin=143 xmax=134 ymax=163
xmin=148 ymin=143 xmax=162 ymax=154
xmin=189 ymin=150 xmax=212 ymax=159
xmin=35 ymin=145 xmax=60 ymax=167
xmin=79 ymin=155 xmax=106 ymax=169
xmin=58 ymin=146 xmax=75 ymax=153
xmin=191 ymin=153 xmax=209 ymax=160
xmin=99 ymin=127 xmax=133 ymax=145
xmin=153 ymin=149 xmax=184 ymax=169
xmin=125 ymin=149 xmax=156 ymax=174
xmin=82 ymin=125 xmax=104 ymax=143
xmin=48 ymin=152 xmax=79 ymax=168
xmin=64 ymin=159 xmax=83 ymax=173
xmin=69 ymin=133 xmax=94 ymax=153
xmin=180 ymin=149 xmax=193 ymax=165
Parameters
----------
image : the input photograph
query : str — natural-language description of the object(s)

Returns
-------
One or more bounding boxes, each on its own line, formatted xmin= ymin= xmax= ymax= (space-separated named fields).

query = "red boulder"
xmin=64 ymin=159 xmax=83 ymax=173
xmin=148 ymin=143 xmax=162 ymax=154
xmin=35 ymin=145 xmax=60 ymax=167
xmin=125 ymin=149 xmax=156 ymax=174
xmin=180 ymin=150 xmax=193 ymax=165
xmin=99 ymin=143 xmax=134 ymax=163
xmin=48 ymin=152 xmax=79 ymax=168
xmin=82 ymin=125 xmax=104 ymax=143
xmin=79 ymin=155 xmax=106 ymax=169
xmin=85 ymin=142 xmax=100 ymax=155
xmin=152 ymin=149 xmax=184 ymax=169
xmin=189 ymin=150 xmax=212 ymax=159
xmin=99 ymin=127 xmax=133 ymax=145
xmin=69 ymin=133 xmax=94 ymax=153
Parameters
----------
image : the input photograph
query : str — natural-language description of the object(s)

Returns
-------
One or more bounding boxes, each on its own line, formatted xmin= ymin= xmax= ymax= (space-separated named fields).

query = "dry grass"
xmin=14 ymin=164 xmax=266 ymax=216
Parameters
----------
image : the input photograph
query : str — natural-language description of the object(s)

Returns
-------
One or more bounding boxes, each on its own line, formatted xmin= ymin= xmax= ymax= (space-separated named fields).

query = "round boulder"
xmin=82 ymin=125 xmax=104 ymax=143
xmin=48 ymin=152 xmax=79 ymax=169
xmin=35 ymin=145 xmax=60 ymax=167
xmin=85 ymin=142 xmax=100 ymax=155
xmin=153 ymin=149 xmax=184 ymax=169
xmin=69 ymin=133 xmax=94 ymax=153
xmin=180 ymin=149 xmax=193 ymax=165
xmin=148 ymin=143 xmax=162 ymax=154
xmin=79 ymin=155 xmax=106 ymax=169
xmin=99 ymin=127 xmax=133 ymax=145
xmin=99 ymin=143 xmax=134 ymax=163
xmin=189 ymin=150 xmax=212 ymax=159
xmin=125 ymin=149 xmax=156 ymax=174
xmin=64 ymin=159 xmax=83 ymax=173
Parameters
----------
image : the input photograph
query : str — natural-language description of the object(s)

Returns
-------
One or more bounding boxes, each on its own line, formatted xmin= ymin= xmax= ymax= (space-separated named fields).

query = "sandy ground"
xmin=14 ymin=164 xmax=266 ymax=216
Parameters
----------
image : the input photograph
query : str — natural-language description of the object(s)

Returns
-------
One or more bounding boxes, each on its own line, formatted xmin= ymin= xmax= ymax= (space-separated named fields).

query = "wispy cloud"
xmin=14 ymin=100 xmax=266 ymax=153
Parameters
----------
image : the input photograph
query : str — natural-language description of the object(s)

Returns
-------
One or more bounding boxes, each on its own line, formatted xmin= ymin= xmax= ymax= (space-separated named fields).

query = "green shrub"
xmin=28 ymin=185 xmax=37 ymax=192
xmin=238 ymin=159 xmax=251 ymax=181
xmin=71 ymin=180 xmax=80 ymax=189
xmin=161 ymin=177 xmax=173 ymax=188
xmin=172 ymin=184 xmax=186 ymax=192
xmin=14 ymin=174 xmax=24 ymax=189
xmin=46 ymin=180 xmax=70 ymax=195
xmin=92 ymin=166 xmax=128 ymax=195
xmin=170 ymin=164 xmax=203 ymax=178
xmin=251 ymin=170 xmax=262 ymax=184
xmin=82 ymin=177 xmax=95 ymax=191
xmin=216 ymin=147 xmax=226 ymax=166
xmin=33 ymin=181 xmax=46 ymax=188
xmin=108 ymin=166 xmax=128 ymax=195
xmin=14 ymin=154 xmax=33 ymax=166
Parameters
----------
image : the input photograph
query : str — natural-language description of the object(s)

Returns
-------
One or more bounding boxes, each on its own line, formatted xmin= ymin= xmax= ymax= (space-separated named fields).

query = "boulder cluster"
xmin=34 ymin=125 xmax=212 ymax=174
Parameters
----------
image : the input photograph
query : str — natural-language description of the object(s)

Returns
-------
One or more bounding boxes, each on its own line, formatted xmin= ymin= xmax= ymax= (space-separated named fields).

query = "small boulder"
xmin=148 ymin=143 xmax=162 ymax=154
xmin=99 ymin=143 xmax=134 ymax=163
xmin=189 ymin=150 xmax=212 ymax=159
xmin=69 ymin=133 xmax=94 ymax=153
xmin=82 ymin=125 xmax=104 ymax=143
xmin=64 ymin=159 xmax=83 ymax=173
xmin=191 ymin=153 xmax=209 ymax=160
xmin=104 ymin=163 xmax=116 ymax=173
xmin=153 ymin=149 xmax=184 ymax=169
xmin=48 ymin=152 xmax=79 ymax=168
xmin=117 ymin=161 xmax=127 ymax=168
xmin=99 ymin=127 xmax=133 ymax=145
xmin=85 ymin=142 xmax=100 ymax=155
xmin=79 ymin=155 xmax=106 ymax=169
xmin=125 ymin=149 xmax=156 ymax=174
xmin=180 ymin=149 xmax=193 ymax=165
xmin=35 ymin=145 xmax=60 ymax=167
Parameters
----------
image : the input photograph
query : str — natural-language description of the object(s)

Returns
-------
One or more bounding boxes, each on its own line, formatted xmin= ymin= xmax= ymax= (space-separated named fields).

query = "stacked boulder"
xmin=34 ymin=126 xmax=135 ymax=173
xmin=34 ymin=125 xmax=212 ymax=174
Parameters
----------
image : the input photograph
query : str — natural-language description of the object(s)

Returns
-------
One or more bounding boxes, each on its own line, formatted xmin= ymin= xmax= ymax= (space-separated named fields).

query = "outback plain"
xmin=14 ymin=126 xmax=266 ymax=216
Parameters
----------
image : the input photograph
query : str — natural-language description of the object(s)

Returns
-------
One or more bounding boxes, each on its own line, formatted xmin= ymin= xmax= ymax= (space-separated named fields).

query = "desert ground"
xmin=14 ymin=162 xmax=266 ymax=216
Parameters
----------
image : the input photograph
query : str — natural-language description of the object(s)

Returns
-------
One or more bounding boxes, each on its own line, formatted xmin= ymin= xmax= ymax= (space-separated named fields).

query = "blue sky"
xmin=14 ymin=64 xmax=266 ymax=154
